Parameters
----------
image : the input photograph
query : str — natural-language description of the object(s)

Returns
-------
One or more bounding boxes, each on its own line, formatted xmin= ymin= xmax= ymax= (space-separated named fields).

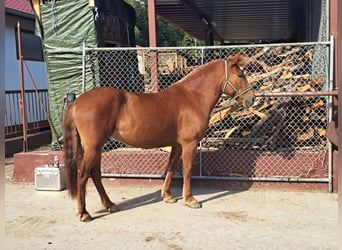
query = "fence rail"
xmin=5 ymin=89 xmax=49 ymax=138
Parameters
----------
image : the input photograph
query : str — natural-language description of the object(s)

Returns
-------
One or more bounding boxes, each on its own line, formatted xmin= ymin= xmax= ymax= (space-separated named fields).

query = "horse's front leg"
xmin=181 ymin=141 xmax=201 ymax=208
xmin=162 ymin=144 xmax=182 ymax=203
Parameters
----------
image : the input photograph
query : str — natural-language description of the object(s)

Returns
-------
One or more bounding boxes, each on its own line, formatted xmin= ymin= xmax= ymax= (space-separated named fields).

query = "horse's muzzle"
xmin=243 ymin=95 xmax=255 ymax=108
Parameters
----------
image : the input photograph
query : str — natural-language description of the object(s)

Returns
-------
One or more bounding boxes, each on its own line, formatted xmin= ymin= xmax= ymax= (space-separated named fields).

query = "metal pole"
xmin=327 ymin=35 xmax=335 ymax=192
xmin=255 ymin=90 xmax=338 ymax=98
xmin=199 ymin=40 xmax=204 ymax=176
xmin=201 ymin=48 xmax=204 ymax=65
xmin=199 ymin=141 xmax=202 ymax=176
xmin=86 ymin=41 xmax=332 ymax=52
xmin=101 ymin=173 xmax=329 ymax=183
xmin=82 ymin=42 xmax=86 ymax=93
xmin=17 ymin=22 xmax=28 ymax=152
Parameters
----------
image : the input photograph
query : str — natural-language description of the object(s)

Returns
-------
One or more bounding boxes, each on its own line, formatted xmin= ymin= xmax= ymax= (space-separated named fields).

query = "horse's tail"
xmin=63 ymin=102 xmax=82 ymax=199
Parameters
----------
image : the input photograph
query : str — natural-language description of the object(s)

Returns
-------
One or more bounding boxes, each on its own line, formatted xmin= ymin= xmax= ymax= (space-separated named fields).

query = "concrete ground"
xmin=5 ymin=156 xmax=339 ymax=250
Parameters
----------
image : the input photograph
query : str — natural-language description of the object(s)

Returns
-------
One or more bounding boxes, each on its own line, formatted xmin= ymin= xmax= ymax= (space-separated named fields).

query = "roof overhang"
xmin=145 ymin=0 xmax=304 ymax=43
xmin=5 ymin=7 xmax=35 ymax=20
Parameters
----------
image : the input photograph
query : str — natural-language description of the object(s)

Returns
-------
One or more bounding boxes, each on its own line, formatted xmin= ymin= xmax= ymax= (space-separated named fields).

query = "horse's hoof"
xmin=107 ymin=204 xmax=120 ymax=213
xmin=163 ymin=196 xmax=177 ymax=203
xmin=185 ymin=200 xmax=202 ymax=209
xmin=79 ymin=213 xmax=92 ymax=222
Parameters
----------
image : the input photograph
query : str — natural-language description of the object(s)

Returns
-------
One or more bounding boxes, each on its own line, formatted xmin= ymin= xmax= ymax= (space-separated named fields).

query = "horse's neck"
xmin=183 ymin=60 xmax=224 ymax=113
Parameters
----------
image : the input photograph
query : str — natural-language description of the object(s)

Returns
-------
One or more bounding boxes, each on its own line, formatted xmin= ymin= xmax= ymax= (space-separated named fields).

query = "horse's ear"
xmin=227 ymin=53 xmax=249 ymax=68
xmin=227 ymin=53 xmax=240 ymax=64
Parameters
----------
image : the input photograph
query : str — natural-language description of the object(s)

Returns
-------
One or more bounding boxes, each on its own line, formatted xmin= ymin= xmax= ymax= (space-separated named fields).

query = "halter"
xmin=223 ymin=59 xmax=253 ymax=101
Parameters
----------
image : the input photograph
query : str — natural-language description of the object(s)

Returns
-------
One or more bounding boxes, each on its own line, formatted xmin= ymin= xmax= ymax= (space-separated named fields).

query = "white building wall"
xmin=5 ymin=25 xmax=48 ymax=91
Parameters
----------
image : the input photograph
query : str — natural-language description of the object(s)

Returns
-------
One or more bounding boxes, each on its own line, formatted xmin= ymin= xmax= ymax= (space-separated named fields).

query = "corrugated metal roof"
xmin=150 ymin=0 xmax=300 ymax=42
xmin=4 ymin=0 xmax=322 ymax=43
xmin=5 ymin=0 xmax=34 ymax=15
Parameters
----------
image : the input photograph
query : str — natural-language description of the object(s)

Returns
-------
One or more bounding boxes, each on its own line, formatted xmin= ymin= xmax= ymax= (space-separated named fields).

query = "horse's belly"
xmin=111 ymin=128 xmax=174 ymax=149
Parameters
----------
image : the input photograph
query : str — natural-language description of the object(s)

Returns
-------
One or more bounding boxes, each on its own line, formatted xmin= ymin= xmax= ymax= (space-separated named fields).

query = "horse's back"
xmin=76 ymin=87 xmax=123 ymax=103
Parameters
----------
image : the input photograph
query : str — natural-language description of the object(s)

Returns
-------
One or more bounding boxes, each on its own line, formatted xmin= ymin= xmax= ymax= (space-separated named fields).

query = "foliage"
xmin=125 ymin=0 xmax=203 ymax=47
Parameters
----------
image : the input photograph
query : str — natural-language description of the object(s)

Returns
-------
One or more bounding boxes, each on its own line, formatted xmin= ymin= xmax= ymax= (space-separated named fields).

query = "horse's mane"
xmin=178 ymin=59 xmax=221 ymax=83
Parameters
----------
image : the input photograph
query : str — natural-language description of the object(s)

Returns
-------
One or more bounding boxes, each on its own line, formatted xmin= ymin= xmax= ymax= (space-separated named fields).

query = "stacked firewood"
xmin=204 ymin=46 xmax=327 ymax=150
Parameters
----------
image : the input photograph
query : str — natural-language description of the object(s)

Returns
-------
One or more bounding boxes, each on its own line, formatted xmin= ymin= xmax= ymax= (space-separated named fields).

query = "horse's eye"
xmin=238 ymin=74 xmax=244 ymax=78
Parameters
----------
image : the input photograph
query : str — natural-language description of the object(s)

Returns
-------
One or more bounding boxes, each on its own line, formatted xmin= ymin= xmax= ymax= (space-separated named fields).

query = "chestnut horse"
xmin=62 ymin=53 xmax=255 ymax=221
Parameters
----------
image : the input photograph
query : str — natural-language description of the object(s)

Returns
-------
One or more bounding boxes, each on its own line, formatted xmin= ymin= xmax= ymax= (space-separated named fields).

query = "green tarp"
xmin=39 ymin=0 xmax=97 ymax=149
xmin=33 ymin=0 xmax=137 ymax=149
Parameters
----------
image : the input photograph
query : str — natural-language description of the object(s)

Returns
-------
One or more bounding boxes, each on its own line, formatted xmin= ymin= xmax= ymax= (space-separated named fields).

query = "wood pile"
xmin=204 ymin=46 xmax=328 ymax=151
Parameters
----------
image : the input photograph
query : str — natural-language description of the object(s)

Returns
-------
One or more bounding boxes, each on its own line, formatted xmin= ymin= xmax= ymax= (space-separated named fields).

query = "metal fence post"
xmin=328 ymin=35 xmax=335 ymax=192
xmin=199 ymin=48 xmax=205 ymax=176
xmin=82 ymin=42 xmax=86 ymax=93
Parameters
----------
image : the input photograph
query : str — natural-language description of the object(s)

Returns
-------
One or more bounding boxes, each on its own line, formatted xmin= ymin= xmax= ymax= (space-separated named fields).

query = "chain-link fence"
xmin=82 ymin=41 xmax=333 ymax=186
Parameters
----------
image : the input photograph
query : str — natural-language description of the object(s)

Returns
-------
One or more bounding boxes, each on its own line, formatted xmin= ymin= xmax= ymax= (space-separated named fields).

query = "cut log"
xmin=224 ymin=127 xmax=238 ymax=139
xmin=298 ymin=83 xmax=315 ymax=92
xmin=209 ymin=107 xmax=232 ymax=125
xmin=297 ymin=128 xmax=315 ymax=141
xmin=312 ymin=76 xmax=325 ymax=85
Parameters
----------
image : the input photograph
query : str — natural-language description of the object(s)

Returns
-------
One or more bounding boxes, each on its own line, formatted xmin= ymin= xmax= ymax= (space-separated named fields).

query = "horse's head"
xmin=223 ymin=54 xmax=255 ymax=108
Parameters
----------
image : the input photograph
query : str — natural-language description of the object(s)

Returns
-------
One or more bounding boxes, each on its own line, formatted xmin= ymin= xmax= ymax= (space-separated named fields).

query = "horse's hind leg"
xmin=76 ymin=153 xmax=92 ymax=222
xmin=76 ymin=147 xmax=118 ymax=222
xmin=90 ymin=158 xmax=119 ymax=213
xmin=161 ymin=144 xmax=182 ymax=203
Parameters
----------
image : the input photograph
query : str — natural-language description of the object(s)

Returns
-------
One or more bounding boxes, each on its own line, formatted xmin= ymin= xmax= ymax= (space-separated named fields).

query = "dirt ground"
xmin=5 ymin=158 xmax=339 ymax=250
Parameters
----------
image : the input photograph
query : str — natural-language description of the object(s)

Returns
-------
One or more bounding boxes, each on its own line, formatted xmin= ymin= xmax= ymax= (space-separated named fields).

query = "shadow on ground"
xmin=91 ymin=187 xmax=247 ymax=221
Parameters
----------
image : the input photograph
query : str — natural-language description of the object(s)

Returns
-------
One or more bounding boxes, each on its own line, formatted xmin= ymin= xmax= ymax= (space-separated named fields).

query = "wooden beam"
xmin=180 ymin=0 xmax=223 ymax=43
xmin=330 ymin=0 xmax=341 ymax=196
xmin=148 ymin=0 xmax=157 ymax=47
xmin=147 ymin=0 xmax=158 ymax=92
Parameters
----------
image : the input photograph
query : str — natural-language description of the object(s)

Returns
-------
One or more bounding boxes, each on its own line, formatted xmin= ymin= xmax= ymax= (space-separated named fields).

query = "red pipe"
xmin=17 ymin=22 xmax=28 ymax=152
xmin=255 ymin=90 xmax=338 ymax=97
